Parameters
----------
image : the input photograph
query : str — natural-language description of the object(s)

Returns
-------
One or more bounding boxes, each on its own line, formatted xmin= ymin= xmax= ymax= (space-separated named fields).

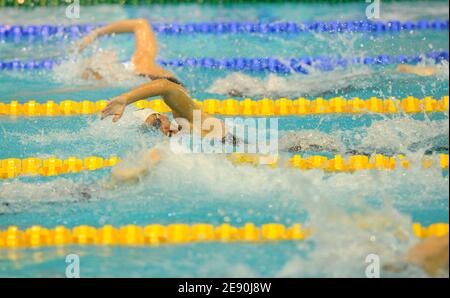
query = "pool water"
xmin=0 ymin=2 xmax=449 ymax=277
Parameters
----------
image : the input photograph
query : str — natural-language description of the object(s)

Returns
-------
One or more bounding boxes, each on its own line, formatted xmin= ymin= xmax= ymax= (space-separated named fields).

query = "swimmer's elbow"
xmin=134 ymin=18 xmax=150 ymax=29
xmin=152 ymin=79 xmax=176 ymax=97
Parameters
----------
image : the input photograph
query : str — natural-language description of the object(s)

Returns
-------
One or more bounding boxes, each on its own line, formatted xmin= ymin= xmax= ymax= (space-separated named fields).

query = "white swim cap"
xmin=132 ymin=108 xmax=159 ymax=122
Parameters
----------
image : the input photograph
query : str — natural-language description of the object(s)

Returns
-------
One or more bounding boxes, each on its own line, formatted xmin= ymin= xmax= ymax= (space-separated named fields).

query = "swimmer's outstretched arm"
xmin=101 ymin=79 xmax=173 ymax=122
xmin=102 ymin=79 xmax=199 ymax=123
xmin=77 ymin=19 xmax=158 ymax=59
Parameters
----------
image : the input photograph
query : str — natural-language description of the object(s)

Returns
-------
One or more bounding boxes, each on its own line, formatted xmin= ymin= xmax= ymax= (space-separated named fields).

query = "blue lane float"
xmin=0 ymin=19 xmax=448 ymax=42
xmin=1 ymin=51 xmax=448 ymax=74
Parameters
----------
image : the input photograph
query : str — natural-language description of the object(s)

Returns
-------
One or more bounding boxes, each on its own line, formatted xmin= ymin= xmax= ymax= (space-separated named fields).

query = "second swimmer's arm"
xmin=77 ymin=21 xmax=138 ymax=51
xmin=111 ymin=147 xmax=162 ymax=182
xmin=78 ymin=19 xmax=157 ymax=54
xmin=93 ymin=20 xmax=145 ymax=36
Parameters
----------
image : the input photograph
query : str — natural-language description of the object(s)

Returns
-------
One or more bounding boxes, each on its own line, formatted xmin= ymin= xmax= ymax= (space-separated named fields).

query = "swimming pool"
xmin=0 ymin=1 xmax=449 ymax=277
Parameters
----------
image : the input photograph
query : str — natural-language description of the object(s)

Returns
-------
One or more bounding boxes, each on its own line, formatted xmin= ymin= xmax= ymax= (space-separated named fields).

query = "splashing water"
xmin=207 ymin=67 xmax=377 ymax=98
xmin=352 ymin=118 xmax=449 ymax=154
xmin=52 ymin=50 xmax=147 ymax=87
xmin=279 ymin=130 xmax=346 ymax=153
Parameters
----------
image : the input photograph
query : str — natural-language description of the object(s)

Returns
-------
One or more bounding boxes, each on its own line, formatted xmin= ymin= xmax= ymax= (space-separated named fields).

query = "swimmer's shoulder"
xmin=149 ymin=76 xmax=186 ymax=90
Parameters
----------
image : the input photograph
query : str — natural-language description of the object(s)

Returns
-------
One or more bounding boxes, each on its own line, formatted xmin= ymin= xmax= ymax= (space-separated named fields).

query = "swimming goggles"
xmin=152 ymin=113 xmax=183 ymax=137
xmin=152 ymin=113 xmax=162 ymax=129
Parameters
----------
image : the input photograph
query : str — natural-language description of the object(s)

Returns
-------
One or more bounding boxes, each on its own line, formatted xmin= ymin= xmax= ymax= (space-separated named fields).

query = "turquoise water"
xmin=0 ymin=2 xmax=449 ymax=277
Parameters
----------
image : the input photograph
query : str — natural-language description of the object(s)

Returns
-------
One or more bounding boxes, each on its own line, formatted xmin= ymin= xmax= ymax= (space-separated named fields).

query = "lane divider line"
xmin=1 ymin=51 xmax=448 ymax=73
xmin=0 ymin=156 xmax=120 ymax=179
xmin=0 ymin=96 xmax=448 ymax=117
xmin=0 ymin=222 xmax=447 ymax=248
xmin=1 ymin=19 xmax=448 ymax=42
xmin=1 ymin=154 xmax=448 ymax=179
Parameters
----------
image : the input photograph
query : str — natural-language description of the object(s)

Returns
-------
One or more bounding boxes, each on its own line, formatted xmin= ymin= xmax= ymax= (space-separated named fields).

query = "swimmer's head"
xmin=145 ymin=113 xmax=180 ymax=137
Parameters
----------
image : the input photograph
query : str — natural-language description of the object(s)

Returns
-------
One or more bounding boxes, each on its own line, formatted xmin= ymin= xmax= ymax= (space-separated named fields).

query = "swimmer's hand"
xmin=101 ymin=96 xmax=127 ymax=122
xmin=112 ymin=166 xmax=147 ymax=183
xmin=74 ymin=31 xmax=98 ymax=53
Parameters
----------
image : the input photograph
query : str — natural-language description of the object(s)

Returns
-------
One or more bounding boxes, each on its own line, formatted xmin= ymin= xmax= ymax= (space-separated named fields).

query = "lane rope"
xmin=1 ymin=154 xmax=448 ymax=179
xmin=1 ymin=96 xmax=448 ymax=117
xmin=1 ymin=19 xmax=448 ymax=42
xmin=1 ymin=51 xmax=448 ymax=73
xmin=0 ymin=222 xmax=447 ymax=248
xmin=0 ymin=155 xmax=120 ymax=179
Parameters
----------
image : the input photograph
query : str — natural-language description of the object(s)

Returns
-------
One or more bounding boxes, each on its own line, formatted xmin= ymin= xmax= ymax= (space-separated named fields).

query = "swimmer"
xmin=18 ymin=19 xmax=182 ymax=98
xmin=101 ymin=79 xmax=239 ymax=182
xmin=208 ymin=61 xmax=441 ymax=99
xmin=76 ymin=19 xmax=183 ymax=86
xmin=384 ymin=235 xmax=449 ymax=277
xmin=396 ymin=64 xmax=437 ymax=77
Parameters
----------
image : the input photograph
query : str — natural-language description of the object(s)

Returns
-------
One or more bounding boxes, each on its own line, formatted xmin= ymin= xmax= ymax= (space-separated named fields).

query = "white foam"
xmin=207 ymin=67 xmax=375 ymax=98
xmin=355 ymin=118 xmax=449 ymax=153
xmin=0 ymin=177 xmax=100 ymax=213
xmin=52 ymin=49 xmax=147 ymax=87
xmin=435 ymin=60 xmax=450 ymax=80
